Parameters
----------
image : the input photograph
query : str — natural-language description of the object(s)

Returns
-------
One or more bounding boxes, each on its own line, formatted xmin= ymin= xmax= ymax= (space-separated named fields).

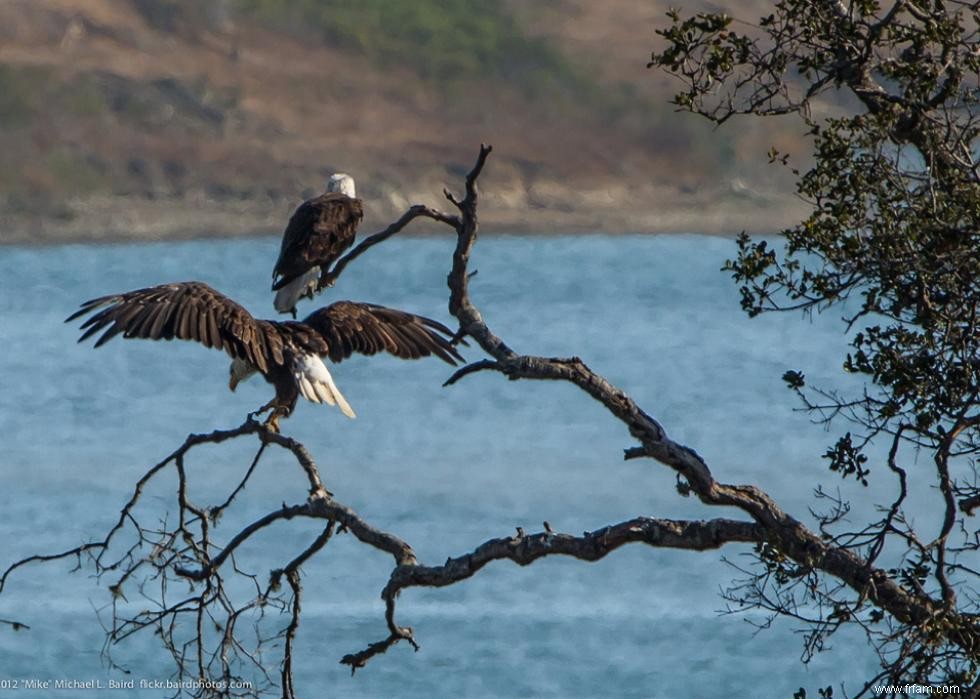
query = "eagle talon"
xmin=264 ymin=410 xmax=285 ymax=434
xmin=249 ymin=400 xmax=277 ymax=420
xmin=251 ymin=400 xmax=286 ymax=433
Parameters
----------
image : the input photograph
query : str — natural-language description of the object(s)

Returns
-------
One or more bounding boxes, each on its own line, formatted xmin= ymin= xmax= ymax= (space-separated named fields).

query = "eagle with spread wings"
xmin=67 ymin=282 xmax=462 ymax=431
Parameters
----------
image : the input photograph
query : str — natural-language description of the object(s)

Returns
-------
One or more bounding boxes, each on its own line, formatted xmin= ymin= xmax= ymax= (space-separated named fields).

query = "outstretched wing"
xmin=272 ymin=193 xmax=362 ymax=291
xmin=301 ymin=302 xmax=463 ymax=366
xmin=66 ymin=281 xmax=285 ymax=374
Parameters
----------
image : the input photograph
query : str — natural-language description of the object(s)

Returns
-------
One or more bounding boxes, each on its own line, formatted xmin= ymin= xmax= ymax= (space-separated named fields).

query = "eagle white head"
xmin=327 ymin=173 xmax=356 ymax=198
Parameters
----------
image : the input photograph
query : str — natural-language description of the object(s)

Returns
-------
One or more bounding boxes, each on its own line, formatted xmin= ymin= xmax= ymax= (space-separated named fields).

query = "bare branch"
xmin=960 ymin=494 xmax=980 ymax=516
xmin=341 ymin=517 xmax=761 ymax=670
xmin=441 ymin=358 xmax=503 ymax=386
xmin=430 ymin=145 xmax=980 ymax=660
xmin=318 ymin=204 xmax=459 ymax=291
xmin=280 ymin=523 xmax=335 ymax=699
xmin=389 ymin=517 xmax=761 ymax=586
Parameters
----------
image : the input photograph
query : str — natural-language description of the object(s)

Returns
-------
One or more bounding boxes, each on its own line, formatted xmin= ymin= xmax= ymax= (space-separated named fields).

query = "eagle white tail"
xmin=274 ymin=266 xmax=321 ymax=314
xmin=293 ymin=354 xmax=356 ymax=419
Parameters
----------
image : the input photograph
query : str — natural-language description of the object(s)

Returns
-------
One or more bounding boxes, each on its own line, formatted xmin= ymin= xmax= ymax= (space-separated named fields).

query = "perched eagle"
xmin=67 ymin=282 xmax=462 ymax=431
xmin=272 ymin=173 xmax=363 ymax=317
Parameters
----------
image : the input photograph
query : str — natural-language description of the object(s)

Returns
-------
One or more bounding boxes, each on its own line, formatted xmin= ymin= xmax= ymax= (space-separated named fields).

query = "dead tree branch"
xmin=341 ymin=516 xmax=761 ymax=671
xmin=322 ymin=143 xmax=980 ymax=667
xmin=317 ymin=204 xmax=459 ymax=292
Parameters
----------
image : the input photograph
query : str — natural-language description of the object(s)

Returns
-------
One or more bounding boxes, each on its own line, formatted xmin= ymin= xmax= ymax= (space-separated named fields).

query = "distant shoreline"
xmin=0 ymin=192 xmax=801 ymax=247
xmin=0 ymin=224 xmax=737 ymax=249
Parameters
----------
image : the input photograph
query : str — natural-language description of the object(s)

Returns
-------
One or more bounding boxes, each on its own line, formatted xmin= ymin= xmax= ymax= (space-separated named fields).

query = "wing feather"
xmin=83 ymin=317 xmax=123 ymax=346
xmin=67 ymin=282 xmax=282 ymax=371
xmin=272 ymin=201 xmax=316 ymax=289
xmin=176 ymin=301 xmax=193 ymax=339
xmin=300 ymin=301 xmax=463 ymax=366
xmin=134 ymin=306 xmax=158 ymax=338
xmin=148 ymin=300 xmax=171 ymax=339
xmin=207 ymin=306 xmax=222 ymax=350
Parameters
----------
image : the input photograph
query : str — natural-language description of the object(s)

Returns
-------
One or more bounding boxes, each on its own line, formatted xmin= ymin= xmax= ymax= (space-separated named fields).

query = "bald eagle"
xmin=67 ymin=282 xmax=462 ymax=431
xmin=272 ymin=173 xmax=362 ymax=317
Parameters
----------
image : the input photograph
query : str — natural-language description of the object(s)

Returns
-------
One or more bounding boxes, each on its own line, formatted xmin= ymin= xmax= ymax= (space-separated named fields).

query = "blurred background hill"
xmin=0 ymin=0 xmax=805 ymax=244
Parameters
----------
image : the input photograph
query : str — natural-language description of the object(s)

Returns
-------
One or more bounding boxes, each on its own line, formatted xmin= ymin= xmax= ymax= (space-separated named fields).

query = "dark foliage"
xmin=652 ymin=0 xmax=980 ymax=690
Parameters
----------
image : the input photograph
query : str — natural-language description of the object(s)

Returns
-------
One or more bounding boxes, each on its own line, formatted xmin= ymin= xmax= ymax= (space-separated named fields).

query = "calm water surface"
xmin=0 ymin=234 xmax=891 ymax=697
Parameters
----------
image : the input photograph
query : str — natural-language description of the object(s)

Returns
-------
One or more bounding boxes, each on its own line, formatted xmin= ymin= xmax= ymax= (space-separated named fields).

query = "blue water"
xmin=0 ymin=234 xmax=891 ymax=697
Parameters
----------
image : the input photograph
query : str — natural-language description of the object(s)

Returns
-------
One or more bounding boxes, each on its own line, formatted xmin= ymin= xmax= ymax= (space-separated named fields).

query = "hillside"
xmin=0 ymin=0 xmax=805 ymax=244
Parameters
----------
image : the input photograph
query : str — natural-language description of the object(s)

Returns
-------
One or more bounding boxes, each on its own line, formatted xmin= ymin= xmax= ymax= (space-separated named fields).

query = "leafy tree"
xmin=651 ymin=0 xmax=980 ymax=690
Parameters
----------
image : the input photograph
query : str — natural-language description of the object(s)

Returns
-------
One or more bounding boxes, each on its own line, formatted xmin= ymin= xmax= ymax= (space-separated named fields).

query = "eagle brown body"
xmin=67 ymin=282 xmax=462 ymax=430
xmin=272 ymin=190 xmax=363 ymax=316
